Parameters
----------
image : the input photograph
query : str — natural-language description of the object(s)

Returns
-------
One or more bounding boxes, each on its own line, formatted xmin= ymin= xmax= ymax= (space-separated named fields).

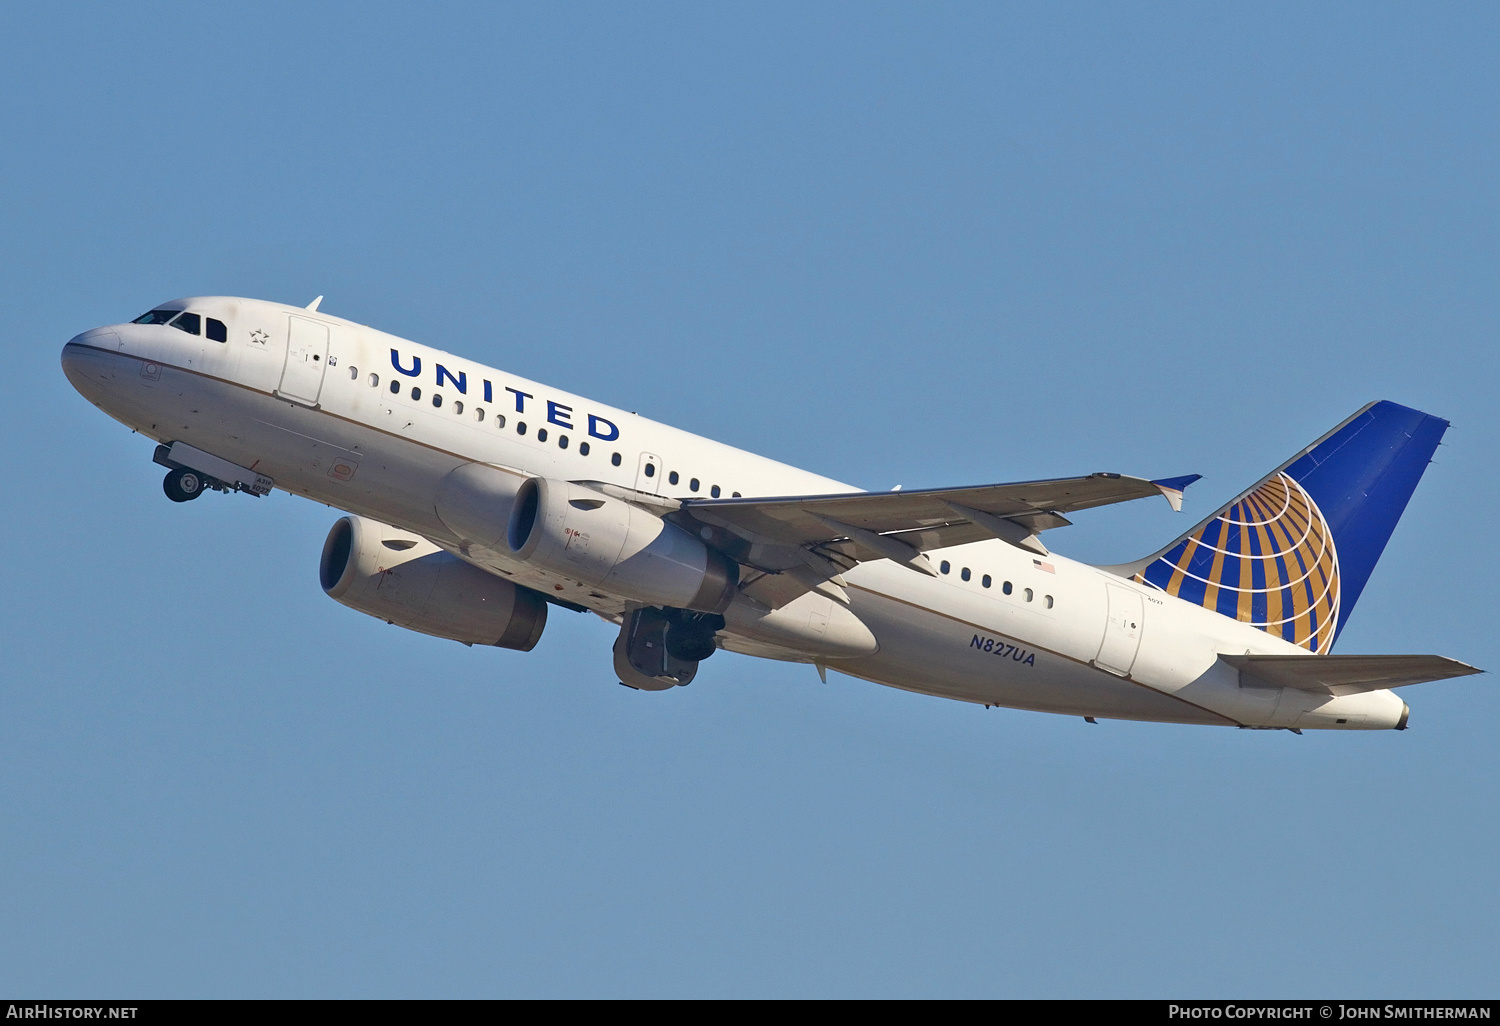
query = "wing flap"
xmin=684 ymin=473 xmax=1176 ymax=559
xmin=1221 ymin=654 xmax=1483 ymax=696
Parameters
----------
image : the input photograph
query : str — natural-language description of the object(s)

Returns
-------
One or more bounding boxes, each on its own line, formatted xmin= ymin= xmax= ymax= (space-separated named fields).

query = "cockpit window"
xmin=206 ymin=318 xmax=227 ymax=342
xmin=168 ymin=312 xmax=201 ymax=335
xmin=132 ymin=309 xmax=181 ymax=325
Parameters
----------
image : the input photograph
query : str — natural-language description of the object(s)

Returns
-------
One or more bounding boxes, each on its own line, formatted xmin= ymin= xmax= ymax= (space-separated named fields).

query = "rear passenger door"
xmin=1094 ymin=585 xmax=1144 ymax=677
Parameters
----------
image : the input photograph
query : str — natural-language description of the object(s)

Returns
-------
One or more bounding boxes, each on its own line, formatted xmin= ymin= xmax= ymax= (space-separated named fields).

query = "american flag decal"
xmin=1033 ymin=559 xmax=1056 ymax=574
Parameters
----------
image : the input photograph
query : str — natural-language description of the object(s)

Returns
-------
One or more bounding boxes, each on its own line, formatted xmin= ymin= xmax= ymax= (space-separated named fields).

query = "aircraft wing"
xmin=1220 ymin=654 xmax=1483 ymax=696
xmin=679 ymin=473 xmax=1196 ymax=576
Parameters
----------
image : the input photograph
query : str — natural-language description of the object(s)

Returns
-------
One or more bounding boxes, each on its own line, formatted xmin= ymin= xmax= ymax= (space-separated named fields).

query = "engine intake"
xmin=320 ymin=515 xmax=547 ymax=650
xmin=505 ymin=477 xmax=737 ymax=613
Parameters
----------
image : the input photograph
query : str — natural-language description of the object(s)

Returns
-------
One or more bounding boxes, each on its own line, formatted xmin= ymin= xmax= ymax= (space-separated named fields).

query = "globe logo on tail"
xmin=1135 ymin=472 xmax=1340 ymax=652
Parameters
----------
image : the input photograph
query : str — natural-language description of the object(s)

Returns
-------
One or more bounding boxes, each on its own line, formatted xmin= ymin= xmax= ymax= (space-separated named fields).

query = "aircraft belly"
xmin=839 ymin=584 xmax=1228 ymax=725
xmin=110 ymin=362 xmax=457 ymax=538
xmin=91 ymin=354 xmax=627 ymax=620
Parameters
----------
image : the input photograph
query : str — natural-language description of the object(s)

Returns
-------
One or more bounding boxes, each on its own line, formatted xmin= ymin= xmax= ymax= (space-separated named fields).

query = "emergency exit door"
xmin=636 ymin=451 xmax=661 ymax=494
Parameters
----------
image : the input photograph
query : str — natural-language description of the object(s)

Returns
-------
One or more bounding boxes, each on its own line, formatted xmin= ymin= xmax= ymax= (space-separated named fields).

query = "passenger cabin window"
xmin=517 ymin=422 xmax=527 ymax=436
xmin=537 ymin=428 xmax=548 ymax=442
xmin=368 ymin=373 xmax=379 ymax=387
xmin=711 ymin=485 xmax=720 ymax=497
xmin=1024 ymin=588 xmax=1034 ymax=602
xmin=389 ymin=380 xmax=400 ymax=394
xmin=611 ymin=453 xmax=621 ymax=466
xmin=982 ymin=575 xmax=992 ymax=588
xmin=454 ymin=400 xmax=463 ymax=414
xmin=168 ymin=312 xmax=201 ymax=335
xmin=348 ymin=366 xmax=358 ymax=380
xmin=132 ymin=309 xmax=180 ymax=325
xmin=669 ymin=471 xmax=680 ymax=485
xmin=206 ymin=318 xmax=227 ymax=342
xmin=579 ymin=442 xmax=590 ymax=455
xmin=1002 ymin=581 xmax=1013 ymax=595
xmin=432 ymin=394 xmax=442 ymax=408
xmin=411 ymin=387 xmax=421 ymax=401
xmin=690 ymin=478 xmax=699 ymax=492
xmin=940 ymin=561 xmax=951 ymax=574
xmin=961 ymin=567 xmax=971 ymax=582
xmin=644 ymin=463 xmax=655 ymax=477
xmin=475 ymin=407 xmax=484 ymax=421
xmin=558 ymin=435 xmax=568 ymax=449
xmin=1045 ymin=595 xmax=1054 ymax=608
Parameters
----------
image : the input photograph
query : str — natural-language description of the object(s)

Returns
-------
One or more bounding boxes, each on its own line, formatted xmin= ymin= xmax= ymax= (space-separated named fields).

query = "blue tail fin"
xmin=1126 ymin=401 xmax=1448 ymax=652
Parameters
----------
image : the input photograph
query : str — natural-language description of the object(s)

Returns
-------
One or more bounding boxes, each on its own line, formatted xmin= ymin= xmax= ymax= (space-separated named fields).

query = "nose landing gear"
xmin=152 ymin=442 xmax=274 ymax=503
xmin=162 ymin=467 xmax=206 ymax=502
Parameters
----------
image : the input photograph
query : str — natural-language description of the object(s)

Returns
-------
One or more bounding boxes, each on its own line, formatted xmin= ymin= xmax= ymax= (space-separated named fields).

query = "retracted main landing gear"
xmin=615 ymin=607 xmax=726 ymax=690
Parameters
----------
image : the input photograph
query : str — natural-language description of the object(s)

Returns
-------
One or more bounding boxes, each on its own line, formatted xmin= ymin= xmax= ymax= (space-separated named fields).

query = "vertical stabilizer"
xmin=1116 ymin=401 xmax=1447 ymax=652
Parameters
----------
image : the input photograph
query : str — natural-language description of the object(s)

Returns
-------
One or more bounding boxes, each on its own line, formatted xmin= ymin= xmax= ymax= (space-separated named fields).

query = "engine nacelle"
xmin=505 ymin=477 xmax=738 ymax=613
xmin=320 ymin=515 xmax=547 ymax=650
xmin=434 ymin=462 xmax=528 ymax=554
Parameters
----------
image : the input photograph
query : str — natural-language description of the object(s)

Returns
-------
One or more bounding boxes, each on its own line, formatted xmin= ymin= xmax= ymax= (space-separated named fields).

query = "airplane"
xmin=60 ymin=295 xmax=1482 ymax=731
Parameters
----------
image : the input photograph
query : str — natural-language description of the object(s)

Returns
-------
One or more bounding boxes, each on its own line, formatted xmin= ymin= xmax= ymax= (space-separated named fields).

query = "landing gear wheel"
xmin=665 ymin=621 xmax=718 ymax=663
xmin=163 ymin=468 xmax=205 ymax=502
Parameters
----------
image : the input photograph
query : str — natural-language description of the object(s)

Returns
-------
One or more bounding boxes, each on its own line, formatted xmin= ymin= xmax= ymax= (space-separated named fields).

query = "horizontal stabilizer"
xmin=1221 ymin=653 xmax=1482 ymax=696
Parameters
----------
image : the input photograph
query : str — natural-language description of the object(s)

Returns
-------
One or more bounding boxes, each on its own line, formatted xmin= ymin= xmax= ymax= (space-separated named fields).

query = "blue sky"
xmin=2 ymin=3 xmax=1496 ymax=996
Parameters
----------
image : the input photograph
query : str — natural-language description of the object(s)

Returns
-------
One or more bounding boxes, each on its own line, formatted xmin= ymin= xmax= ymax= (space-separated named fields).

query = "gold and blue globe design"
xmin=1134 ymin=472 xmax=1341 ymax=652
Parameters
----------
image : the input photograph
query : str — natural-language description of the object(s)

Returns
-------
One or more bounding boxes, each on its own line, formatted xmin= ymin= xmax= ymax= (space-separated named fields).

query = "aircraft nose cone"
xmin=61 ymin=328 xmax=120 ymax=397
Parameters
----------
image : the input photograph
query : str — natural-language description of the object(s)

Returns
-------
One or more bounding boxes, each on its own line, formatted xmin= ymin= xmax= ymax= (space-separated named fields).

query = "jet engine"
xmin=320 ymin=515 xmax=547 ymax=650
xmin=505 ymin=477 xmax=738 ymax=613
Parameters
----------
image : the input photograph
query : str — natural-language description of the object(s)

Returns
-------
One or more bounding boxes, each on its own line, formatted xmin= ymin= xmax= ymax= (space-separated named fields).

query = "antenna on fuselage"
xmin=305 ymin=295 xmax=324 ymax=311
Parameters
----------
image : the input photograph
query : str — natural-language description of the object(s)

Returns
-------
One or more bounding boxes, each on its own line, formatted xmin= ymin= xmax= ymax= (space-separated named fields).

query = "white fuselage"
xmin=61 ymin=297 xmax=1407 ymax=729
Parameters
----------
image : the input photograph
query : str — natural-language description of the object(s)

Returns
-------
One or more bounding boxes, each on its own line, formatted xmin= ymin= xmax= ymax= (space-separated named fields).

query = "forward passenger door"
xmin=276 ymin=316 xmax=330 ymax=408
